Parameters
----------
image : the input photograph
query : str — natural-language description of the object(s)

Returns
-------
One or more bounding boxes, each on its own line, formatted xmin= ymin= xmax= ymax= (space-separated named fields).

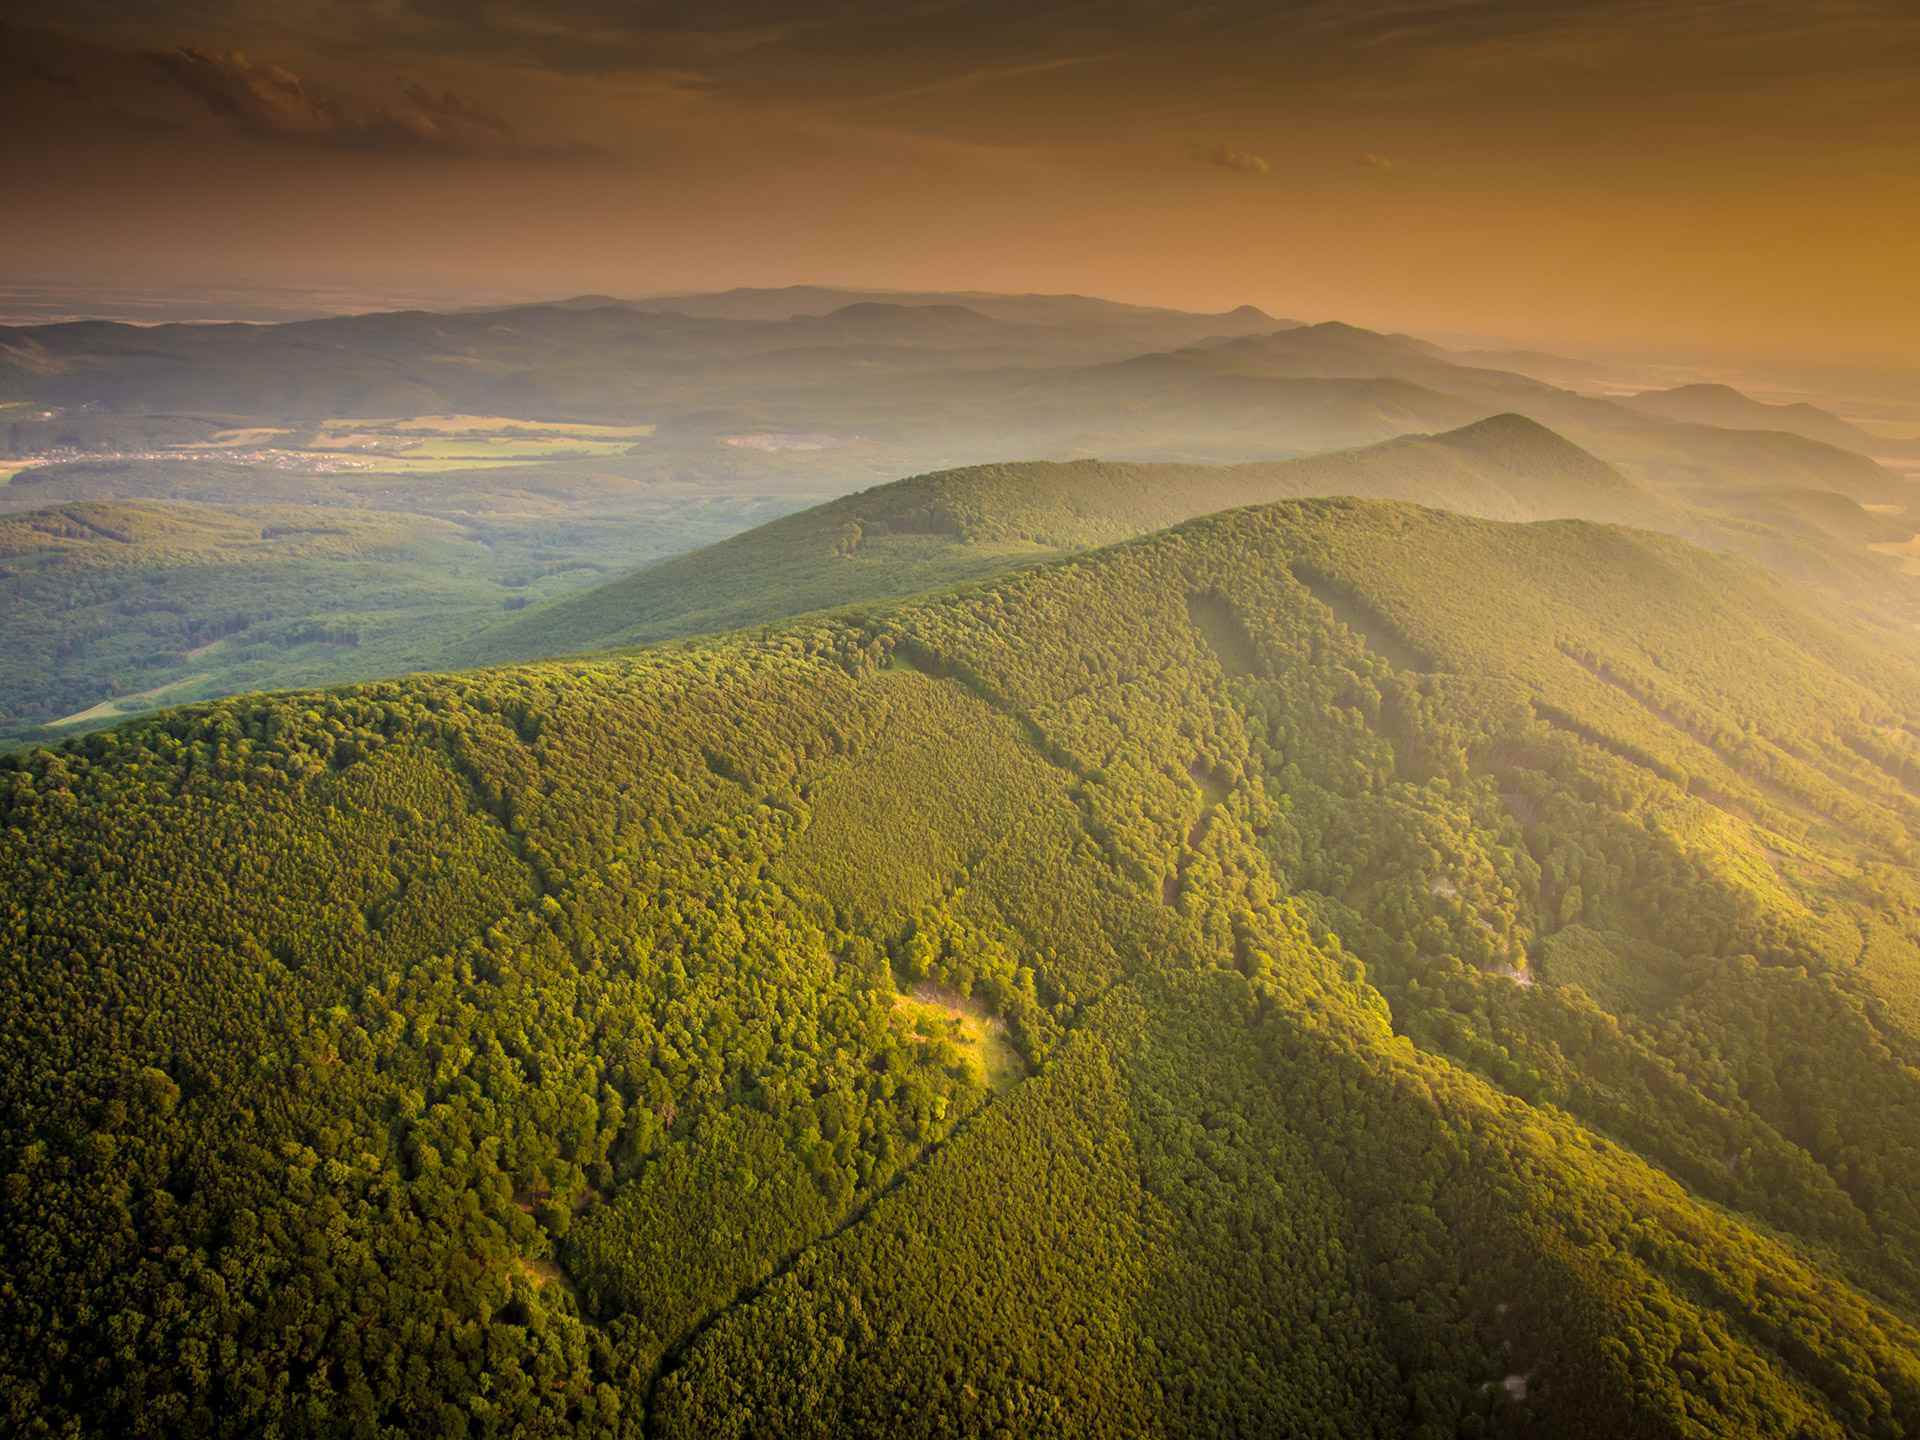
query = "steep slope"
xmin=8 ymin=501 xmax=1920 ymax=1437
xmin=471 ymin=416 xmax=1661 ymax=662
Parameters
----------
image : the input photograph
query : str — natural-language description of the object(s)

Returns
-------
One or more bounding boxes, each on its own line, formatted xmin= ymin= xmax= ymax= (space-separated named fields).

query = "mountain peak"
xmin=1658 ymin=382 xmax=1744 ymax=399
xmin=1432 ymin=412 xmax=1623 ymax=479
xmin=1301 ymin=320 xmax=1376 ymax=339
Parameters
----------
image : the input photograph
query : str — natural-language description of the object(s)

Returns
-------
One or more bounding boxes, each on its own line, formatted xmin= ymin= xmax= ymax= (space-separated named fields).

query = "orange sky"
xmin=4 ymin=3 xmax=1917 ymax=360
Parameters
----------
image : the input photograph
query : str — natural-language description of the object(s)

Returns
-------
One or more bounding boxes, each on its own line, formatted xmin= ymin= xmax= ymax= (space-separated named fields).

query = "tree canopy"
xmin=7 ymin=499 xmax=1920 ymax=1437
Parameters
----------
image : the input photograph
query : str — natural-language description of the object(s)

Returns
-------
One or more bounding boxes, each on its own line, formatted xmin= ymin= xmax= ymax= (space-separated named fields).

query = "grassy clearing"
xmin=893 ymin=982 xmax=1029 ymax=1091
xmin=204 ymin=428 xmax=294 ymax=447
xmin=355 ymin=456 xmax=547 ymax=473
xmin=302 ymin=417 xmax=649 ymax=467
xmin=49 ymin=673 xmax=213 ymax=729
xmin=1537 ymin=925 xmax=1684 ymax=1014
xmin=511 ymin=1254 xmax=579 ymax=1299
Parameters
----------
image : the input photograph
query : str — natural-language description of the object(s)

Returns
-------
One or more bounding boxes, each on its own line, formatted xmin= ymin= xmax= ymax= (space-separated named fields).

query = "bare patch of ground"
xmin=893 ymin=981 xmax=1028 ymax=1090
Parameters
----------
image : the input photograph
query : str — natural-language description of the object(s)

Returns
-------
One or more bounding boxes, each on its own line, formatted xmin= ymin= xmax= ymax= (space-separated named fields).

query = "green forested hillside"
xmin=8 ymin=500 xmax=1920 ymax=1436
xmin=473 ymin=413 xmax=1919 ymax=667
xmin=472 ymin=414 xmax=1664 ymax=662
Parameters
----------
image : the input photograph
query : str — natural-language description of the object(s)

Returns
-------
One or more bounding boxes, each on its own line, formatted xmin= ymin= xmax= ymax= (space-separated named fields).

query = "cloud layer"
xmin=2 ymin=23 xmax=597 ymax=159
xmin=4 ymin=4 xmax=1919 ymax=361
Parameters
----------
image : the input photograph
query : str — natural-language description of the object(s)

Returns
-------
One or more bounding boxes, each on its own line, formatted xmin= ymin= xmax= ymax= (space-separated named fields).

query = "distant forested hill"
xmin=469 ymin=415 xmax=1666 ymax=662
xmin=8 ymin=499 xmax=1920 ymax=1435
xmin=8 ymin=297 xmax=1914 ymax=741
xmin=1619 ymin=383 xmax=1897 ymax=454
xmin=472 ymin=414 xmax=1918 ymax=665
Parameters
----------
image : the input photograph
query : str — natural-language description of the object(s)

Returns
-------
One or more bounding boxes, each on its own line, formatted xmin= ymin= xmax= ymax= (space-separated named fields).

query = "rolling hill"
xmin=7 ymin=294 xmax=1916 ymax=745
xmin=8 ymin=499 xmax=1920 ymax=1435
xmin=469 ymin=413 xmax=1660 ymax=660
xmin=470 ymin=413 xmax=1920 ymax=667
xmin=1144 ymin=325 xmax=1913 ymax=503
xmin=623 ymin=284 xmax=1297 ymax=338
xmin=0 ymin=295 xmax=1288 ymax=422
xmin=1620 ymin=382 xmax=1902 ymax=454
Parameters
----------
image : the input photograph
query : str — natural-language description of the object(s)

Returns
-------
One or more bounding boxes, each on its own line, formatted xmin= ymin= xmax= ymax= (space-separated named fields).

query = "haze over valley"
xmin=5 ymin=288 xmax=1919 ymax=743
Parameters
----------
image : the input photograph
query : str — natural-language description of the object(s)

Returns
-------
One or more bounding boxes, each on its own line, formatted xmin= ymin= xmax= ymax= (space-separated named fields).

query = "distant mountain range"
xmin=623 ymin=284 xmax=1295 ymax=335
xmin=1 ymin=296 xmax=1900 ymax=502
xmin=4 ymin=287 xmax=1917 ymax=735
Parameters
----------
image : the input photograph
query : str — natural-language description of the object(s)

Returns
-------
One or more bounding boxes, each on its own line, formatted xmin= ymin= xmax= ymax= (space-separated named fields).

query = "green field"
xmin=305 ymin=414 xmax=655 ymax=466
xmin=317 ymin=414 xmax=657 ymax=438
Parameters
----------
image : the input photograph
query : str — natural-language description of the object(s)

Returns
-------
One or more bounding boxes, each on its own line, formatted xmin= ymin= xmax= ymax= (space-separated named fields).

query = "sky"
xmin=3 ymin=1 xmax=1917 ymax=360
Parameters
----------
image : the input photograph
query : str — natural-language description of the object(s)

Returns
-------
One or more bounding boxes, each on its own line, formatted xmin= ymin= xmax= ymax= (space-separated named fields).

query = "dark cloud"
xmin=6 ymin=4 xmax=1920 ymax=365
xmin=0 ymin=23 xmax=599 ymax=159
xmin=23 ymin=3 xmax=1920 ymax=147
xmin=145 ymin=47 xmax=350 ymax=137
xmin=56 ymin=1 xmax=1920 ymax=87
xmin=141 ymin=46 xmax=586 ymax=154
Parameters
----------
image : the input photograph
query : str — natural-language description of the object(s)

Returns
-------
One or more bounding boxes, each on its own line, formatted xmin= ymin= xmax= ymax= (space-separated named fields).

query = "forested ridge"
xmin=8 ymin=499 xmax=1920 ymax=1435
xmin=470 ymin=414 xmax=1920 ymax=672
xmin=467 ymin=415 xmax=1667 ymax=665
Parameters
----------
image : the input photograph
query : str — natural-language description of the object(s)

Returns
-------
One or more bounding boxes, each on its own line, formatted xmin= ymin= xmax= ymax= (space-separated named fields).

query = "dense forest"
xmin=474 ymin=415 xmax=1920 ymax=669
xmin=8 ymin=498 xmax=1920 ymax=1435
xmin=0 ymin=472 xmax=808 ymax=746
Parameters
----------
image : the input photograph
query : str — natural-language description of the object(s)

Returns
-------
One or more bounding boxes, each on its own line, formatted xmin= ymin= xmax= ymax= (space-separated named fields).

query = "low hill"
xmin=0 ymin=486 xmax=798 ymax=744
xmin=804 ymin=301 xmax=1013 ymax=336
xmin=1148 ymin=324 xmax=1911 ymax=504
xmin=469 ymin=416 xmax=1661 ymax=662
xmin=626 ymin=284 xmax=1298 ymax=336
xmin=9 ymin=500 xmax=1920 ymax=1435
xmin=0 ymin=293 xmax=1295 ymax=420
xmin=1621 ymin=382 xmax=1889 ymax=453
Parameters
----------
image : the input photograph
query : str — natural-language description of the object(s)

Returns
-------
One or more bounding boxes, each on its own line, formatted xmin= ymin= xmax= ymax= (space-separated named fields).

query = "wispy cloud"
xmin=1206 ymin=144 xmax=1270 ymax=177
xmin=141 ymin=46 xmax=593 ymax=156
